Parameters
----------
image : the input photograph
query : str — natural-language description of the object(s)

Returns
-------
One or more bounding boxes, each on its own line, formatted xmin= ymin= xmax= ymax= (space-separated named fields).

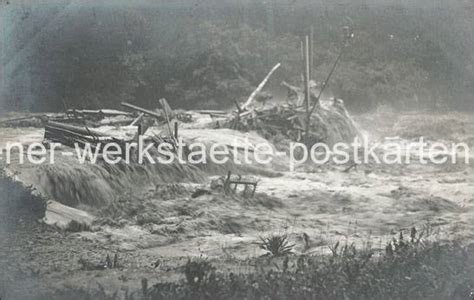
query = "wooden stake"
xmin=174 ymin=122 xmax=178 ymax=140
xmin=137 ymin=123 xmax=143 ymax=138
xmin=300 ymin=40 xmax=304 ymax=62
xmin=224 ymin=171 xmax=232 ymax=195
xmin=300 ymin=40 xmax=304 ymax=83
xmin=137 ymin=123 xmax=142 ymax=162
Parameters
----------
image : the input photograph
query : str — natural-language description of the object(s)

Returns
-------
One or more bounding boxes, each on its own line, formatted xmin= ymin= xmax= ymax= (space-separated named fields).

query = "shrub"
xmin=144 ymin=231 xmax=471 ymax=299
xmin=42 ymin=229 xmax=472 ymax=300
xmin=183 ymin=258 xmax=216 ymax=288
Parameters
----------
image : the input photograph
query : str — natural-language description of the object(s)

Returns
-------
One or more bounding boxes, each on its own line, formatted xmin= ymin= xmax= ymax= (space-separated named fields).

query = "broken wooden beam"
xmin=121 ymin=102 xmax=162 ymax=120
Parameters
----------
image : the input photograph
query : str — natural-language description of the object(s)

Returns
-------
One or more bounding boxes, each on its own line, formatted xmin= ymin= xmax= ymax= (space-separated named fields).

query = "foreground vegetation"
xmin=45 ymin=229 xmax=472 ymax=300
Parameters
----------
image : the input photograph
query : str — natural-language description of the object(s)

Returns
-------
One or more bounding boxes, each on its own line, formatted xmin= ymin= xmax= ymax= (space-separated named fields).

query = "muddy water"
xmin=0 ymin=111 xmax=473 ymax=297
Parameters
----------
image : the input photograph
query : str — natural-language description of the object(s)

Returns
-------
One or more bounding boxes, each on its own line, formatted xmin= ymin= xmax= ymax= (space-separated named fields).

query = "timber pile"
xmin=0 ymin=103 xmax=192 ymax=128
xmin=43 ymin=99 xmax=183 ymax=155
xmin=44 ymin=121 xmax=126 ymax=151
xmin=227 ymin=104 xmax=305 ymax=141
xmin=44 ymin=120 xmax=179 ymax=158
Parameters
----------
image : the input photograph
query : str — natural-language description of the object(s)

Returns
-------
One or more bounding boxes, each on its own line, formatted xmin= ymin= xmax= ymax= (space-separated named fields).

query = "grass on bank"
xmin=43 ymin=227 xmax=472 ymax=300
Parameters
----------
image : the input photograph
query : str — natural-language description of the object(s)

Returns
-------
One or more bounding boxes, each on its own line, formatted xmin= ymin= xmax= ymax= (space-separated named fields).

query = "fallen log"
xmin=241 ymin=63 xmax=281 ymax=110
xmin=66 ymin=109 xmax=133 ymax=117
xmin=196 ymin=110 xmax=229 ymax=115
xmin=121 ymin=102 xmax=163 ymax=120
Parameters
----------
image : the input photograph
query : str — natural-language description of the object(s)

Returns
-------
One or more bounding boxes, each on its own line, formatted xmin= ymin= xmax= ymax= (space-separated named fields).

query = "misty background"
xmin=0 ymin=0 xmax=473 ymax=113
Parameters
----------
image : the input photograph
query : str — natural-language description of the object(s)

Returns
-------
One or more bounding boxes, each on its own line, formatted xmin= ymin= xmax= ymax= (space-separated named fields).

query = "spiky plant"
xmin=259 ymin=234 xmax=295 ymax=256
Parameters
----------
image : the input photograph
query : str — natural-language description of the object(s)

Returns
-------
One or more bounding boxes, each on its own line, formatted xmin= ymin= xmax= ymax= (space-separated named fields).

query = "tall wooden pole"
xmin=304 ymin=35 xmax=311 ymax=145
xmin=300 ymin=40 xmax=304 ymax=83
xmin=310 ymin=25 xmax=314 ymax=80
xmin=300 ymin=40 xmax=304 ymax=61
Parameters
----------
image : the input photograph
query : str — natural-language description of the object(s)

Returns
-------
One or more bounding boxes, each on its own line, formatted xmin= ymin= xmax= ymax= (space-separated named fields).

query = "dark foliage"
xmin=1 ymin=1 xmax=473 ymax=112
xmin=144 ymin=236 xmax=470 ymax=300
xmin=43 ymin=230 xmax=472 ymax=300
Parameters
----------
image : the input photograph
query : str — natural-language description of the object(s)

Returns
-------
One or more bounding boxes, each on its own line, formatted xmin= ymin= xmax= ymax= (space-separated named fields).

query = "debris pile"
xmin=0 ymin=109 xmax=135 ymax=128
xmin=224 ymin=81 xmax=360 ymax=146
xmin=0 ymin=100 xmax=192 ymax=129
xmin=41 ymin=98 xmax=186 ymax=155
